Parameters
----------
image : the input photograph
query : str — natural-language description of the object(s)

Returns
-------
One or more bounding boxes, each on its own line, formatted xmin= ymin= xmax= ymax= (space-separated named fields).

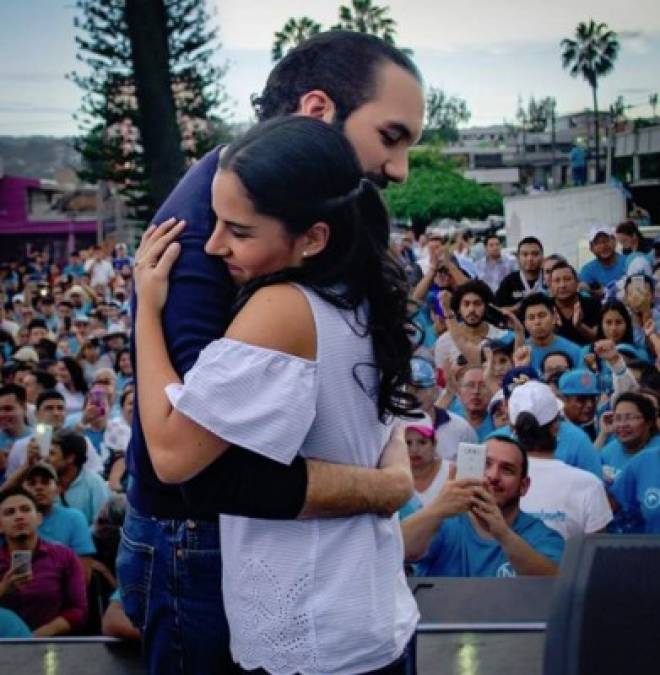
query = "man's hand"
xmin=26 ymin=438 xmax=41 ymax=466
xmin=431 ymin=464 xmax=484 ymax=519
xmin=572 ymin=301 xmax=583 ymax=327
xmin=439 ymin=290 xmax=453 ymax=318
xmin=593 ymin=339 xmax=620 ymax=367
xmin=513 ymin=345 xmax=531 ymax=368
xmin=470 ymin=486 xmax=510 ymax=540
xmin=0 ymin=567 xmax=32 ymax=598
xmin=378 ymin=424 xmax=414 ymax=513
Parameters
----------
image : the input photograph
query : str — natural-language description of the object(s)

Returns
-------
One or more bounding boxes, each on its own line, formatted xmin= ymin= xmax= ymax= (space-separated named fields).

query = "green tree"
xmin=561 ymin=20 xmax=620 ymax=182
xmin=423 ymin=88 xmax=471 ymax=143
xmin=650 ymin=93 xmax=658 ymax=118
xmin=609 ymin=95 xmax=627 ymax=123
xmin=71 ymin=0 xmax=230 ymax=221
xmin=272 ymin=17 xmax=322 ymax=61
xmin=332 ymin=0 xmax=397 ymax=44
xmin=384 ymin=148 xmax=503 ymax=226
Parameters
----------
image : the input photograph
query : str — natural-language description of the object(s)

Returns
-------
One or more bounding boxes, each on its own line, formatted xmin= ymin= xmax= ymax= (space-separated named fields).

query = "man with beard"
xmin=0 ymin=489 xmax=87 ymax=635
xmin=402 ymin=434 xmax=563 ymax=577
xmin=121 ymin=30 xmax=425 ymax=674
xmin=495 ymin=237 xmax=545 ymax=309
xmin=549 ymin=261 xmax=600 ymax=346
xmin=434 ymin=280 xmax=511 ymax=368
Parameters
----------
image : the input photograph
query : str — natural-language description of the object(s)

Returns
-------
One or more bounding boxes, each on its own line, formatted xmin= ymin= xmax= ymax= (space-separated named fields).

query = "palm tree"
xmin=272 ymin=17 xmax=322 ymax=62
xmin=650 ymin=93 xmax=659 ymax=119
xmin=332 ymin=0 xmax=397 ymax=45
xmin=561 ymin=20 xmax=620 ymax=182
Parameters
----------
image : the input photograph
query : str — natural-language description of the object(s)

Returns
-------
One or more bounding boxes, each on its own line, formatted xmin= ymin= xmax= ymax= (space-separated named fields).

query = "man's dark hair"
xmin=450 ymin=280 xmax=494 ymax=315
xmin=27 ymin=318 xmax=48 ymax=332
xmin=31 ymin=370 xmax=57 ymax=392
xmin=520 ymin=292 xmax=554 ymax=319
xmin=488 ymin=434 xmax=529 ymax=478
xmin=517 ymin=236 xmax=544 ymax=253
xmin=514 ymin=412 xmax=558 ymax=454
xmin=549 ymin=260 xmax=577 ymax=280
xmin=541 ymin=351 xmax=574 ymax=373
xmin=485 ymin=233 xmax=501 ymax=245
xmin=52 ymin=430 xmax=87 ymax=469
xmin=36 ymin=388 xmax=65 ymax=410
xmin=253 ymin=30 xmax=422 ymax=125
xmin=0 ymin=383 xmax=27 ymax=406
xmin=0 ymin=487 xmax=38 ymax=510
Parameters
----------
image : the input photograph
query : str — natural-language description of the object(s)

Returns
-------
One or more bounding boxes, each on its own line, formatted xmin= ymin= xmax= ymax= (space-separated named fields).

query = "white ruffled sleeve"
xmin=165 ymin=337 xmax=318 ymax=465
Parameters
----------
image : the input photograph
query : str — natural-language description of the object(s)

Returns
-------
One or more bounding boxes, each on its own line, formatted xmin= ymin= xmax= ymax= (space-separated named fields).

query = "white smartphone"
xmin=628 ymin=275 xmax=647 ymax=294
xmin=11 ymin=550 xmax=32 ymax=577
xmin=455 ymin=442 xmax=487 ymax=480
xmin=34 ymin=423 xmax=53 ymax=458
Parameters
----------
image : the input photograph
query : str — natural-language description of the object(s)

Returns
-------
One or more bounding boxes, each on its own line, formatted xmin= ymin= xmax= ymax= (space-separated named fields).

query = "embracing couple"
xmin=118 ymin=31 xmax=426 ymax=675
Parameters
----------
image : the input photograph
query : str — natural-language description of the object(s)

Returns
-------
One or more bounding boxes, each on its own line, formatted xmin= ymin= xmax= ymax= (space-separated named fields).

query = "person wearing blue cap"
xmin=558 ymin=369 xmax=601 ymax=441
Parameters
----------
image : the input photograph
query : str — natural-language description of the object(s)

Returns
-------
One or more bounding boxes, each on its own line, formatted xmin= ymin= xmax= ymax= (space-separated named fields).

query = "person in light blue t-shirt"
xmin=579 ymin=227 xmax=627 ymax=293
xmin=609 ymin=447 xmax=660 ymax=534
xmin=402 ymin=435 xmax=563 ymax=577
xmin=0 ymin=607 xmax=31 ymax=637
xmin=520 ymin=293 xmax=582 ymax=374
xmin=603 ymin=393 xmax=660 ymax=534
xmin=22 ymin=463 xmax=96 ymax=556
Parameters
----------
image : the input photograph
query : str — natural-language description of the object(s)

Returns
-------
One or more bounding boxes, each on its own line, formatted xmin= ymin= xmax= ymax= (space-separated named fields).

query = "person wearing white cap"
xmin=509 ymin=381 xmax=612 ymax=539
xmin=578 ymin=226 xmax=627 ymax=295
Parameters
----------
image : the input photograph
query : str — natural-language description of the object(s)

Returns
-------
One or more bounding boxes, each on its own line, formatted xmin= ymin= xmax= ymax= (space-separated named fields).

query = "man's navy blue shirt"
xmin=127 ymin=148 xmax=237 ymax=519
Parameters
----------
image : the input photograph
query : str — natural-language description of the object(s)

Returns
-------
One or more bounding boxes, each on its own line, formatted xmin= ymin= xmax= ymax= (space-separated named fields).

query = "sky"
xmin=0 ymin=0 xmax=659 ymax=136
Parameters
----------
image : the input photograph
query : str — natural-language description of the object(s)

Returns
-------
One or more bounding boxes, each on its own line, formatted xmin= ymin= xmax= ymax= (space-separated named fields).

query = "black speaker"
xmin=543 ymin=534 xmax=660 ymax=675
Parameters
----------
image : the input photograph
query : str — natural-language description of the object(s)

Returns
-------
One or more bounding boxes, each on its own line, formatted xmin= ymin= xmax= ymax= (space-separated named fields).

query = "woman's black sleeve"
xmin=179 ymin=445 xmax=308 ymax=519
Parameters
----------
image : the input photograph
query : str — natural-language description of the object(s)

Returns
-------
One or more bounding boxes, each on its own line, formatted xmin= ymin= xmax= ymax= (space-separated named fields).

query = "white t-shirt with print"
xmin=521 ymin=456 xmax=612 ymax=539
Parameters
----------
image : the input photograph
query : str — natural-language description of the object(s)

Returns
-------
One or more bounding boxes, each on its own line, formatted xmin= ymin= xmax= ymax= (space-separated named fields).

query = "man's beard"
xmin=463 ymin=314 xmax=483 ymax=327
xmin=363 ymin=172 xmax=389 ymax=190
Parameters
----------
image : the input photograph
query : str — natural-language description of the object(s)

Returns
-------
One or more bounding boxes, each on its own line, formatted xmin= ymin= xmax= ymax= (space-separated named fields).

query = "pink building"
xmin=0 ymin=174 xmax=97 ymax=262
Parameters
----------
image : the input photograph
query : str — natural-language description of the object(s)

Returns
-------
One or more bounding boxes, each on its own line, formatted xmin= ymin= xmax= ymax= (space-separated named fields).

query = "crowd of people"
xmin=392 ymin=221 xmax=660 ymax=578
xmin=0 ymin=27 xmax=659 ymax=675
xmin=0 ymin=243 xmax=133 ymax=638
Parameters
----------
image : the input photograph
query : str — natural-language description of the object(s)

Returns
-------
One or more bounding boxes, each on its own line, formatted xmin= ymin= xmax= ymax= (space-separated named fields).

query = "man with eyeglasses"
xmin=456 ymin=368 xmax=495 ymax=441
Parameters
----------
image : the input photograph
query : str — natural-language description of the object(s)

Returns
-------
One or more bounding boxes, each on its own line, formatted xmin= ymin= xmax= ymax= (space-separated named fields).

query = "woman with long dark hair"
xmin=579 ymin=300 xmax=647 ymax=392
xmin=132 ymin=117 xmax=418 ymax=673
xmin=55 ymin=356 xmax=88 ymax=414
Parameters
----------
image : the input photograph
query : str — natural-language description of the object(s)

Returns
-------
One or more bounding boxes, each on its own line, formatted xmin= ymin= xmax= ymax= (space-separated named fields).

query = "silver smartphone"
xmin=455 ymin=442 xmax=487 ymax=480
xmin=11 ymin=550 xmax=32 ymax=577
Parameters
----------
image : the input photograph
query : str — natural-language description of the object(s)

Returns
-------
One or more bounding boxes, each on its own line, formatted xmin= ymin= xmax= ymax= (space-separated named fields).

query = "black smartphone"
xmin=487 ymin=303 xmax=509 ymax=329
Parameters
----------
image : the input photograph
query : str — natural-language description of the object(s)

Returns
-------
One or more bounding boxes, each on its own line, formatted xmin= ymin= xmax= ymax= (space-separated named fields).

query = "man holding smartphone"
xmin=402 ymin=434 xmax=563 ymax=577
xmin=0 ymin=489 xmax=87 ymax=635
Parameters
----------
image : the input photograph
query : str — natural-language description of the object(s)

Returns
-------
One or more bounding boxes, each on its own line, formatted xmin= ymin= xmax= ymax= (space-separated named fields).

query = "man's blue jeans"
xmin=117 ymin=505 xmax=234 ymax=674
